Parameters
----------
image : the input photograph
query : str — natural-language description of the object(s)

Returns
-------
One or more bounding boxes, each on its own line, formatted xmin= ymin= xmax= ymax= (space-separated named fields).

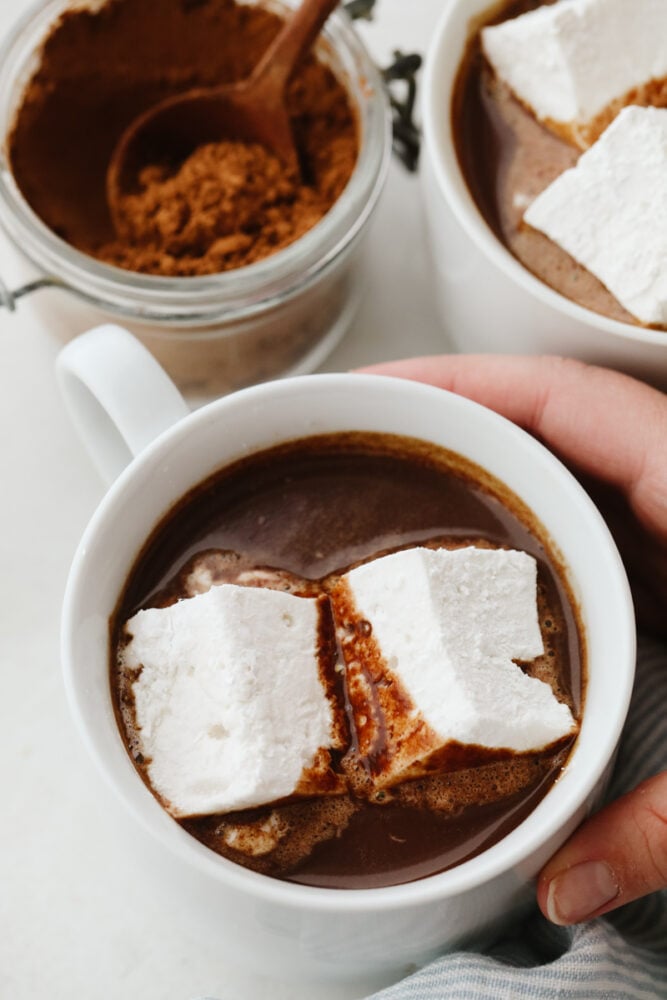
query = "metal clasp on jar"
xmin=0 ymin=274 xmax=62 ymax=312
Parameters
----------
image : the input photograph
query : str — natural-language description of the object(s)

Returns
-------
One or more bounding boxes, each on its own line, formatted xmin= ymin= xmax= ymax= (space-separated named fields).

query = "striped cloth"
xmin=368 ymin=637 xmax=667 ymax=1000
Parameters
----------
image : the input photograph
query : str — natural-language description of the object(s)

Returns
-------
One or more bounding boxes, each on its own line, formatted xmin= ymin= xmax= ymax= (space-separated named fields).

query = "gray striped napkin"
xmin=368 ymin=637 xmax=667 ymax=1000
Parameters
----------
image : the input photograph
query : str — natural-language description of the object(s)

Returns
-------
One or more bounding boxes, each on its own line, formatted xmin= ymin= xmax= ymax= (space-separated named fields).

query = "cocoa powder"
xmin=8 ymin=0 xmax=359 ymax=277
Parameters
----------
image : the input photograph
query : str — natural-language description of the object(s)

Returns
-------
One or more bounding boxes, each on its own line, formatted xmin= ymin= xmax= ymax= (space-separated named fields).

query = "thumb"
xmin=537 ymin=771 xmax=667 ymax=925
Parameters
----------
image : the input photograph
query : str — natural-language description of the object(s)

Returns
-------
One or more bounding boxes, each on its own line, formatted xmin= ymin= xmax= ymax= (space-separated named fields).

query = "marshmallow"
xmin=122 ymin=584 xmax=339 ymax=818
xmin=524 ymin=106 xmax=667 ymax=325
xmin=482 ymin=0 xmax=667 ymax=146
xmin=335 ymin=547 xmax=576 ymax=787
xmin=179 ymin=549 xmax=312 ymax=599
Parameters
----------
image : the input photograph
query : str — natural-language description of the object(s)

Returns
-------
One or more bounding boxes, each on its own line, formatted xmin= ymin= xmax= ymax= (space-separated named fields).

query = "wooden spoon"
xmin=106 ymin=0 xmax=340 ymax=232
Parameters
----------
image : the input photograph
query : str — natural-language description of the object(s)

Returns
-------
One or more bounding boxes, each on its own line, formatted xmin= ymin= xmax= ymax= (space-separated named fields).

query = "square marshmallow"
xmin=123 ymin=585 xmax=339 ymax=818
xmin=524 ymin=105 xmax=667 ymax=325
xmin=336 ymin=547 xmax=576 ymax=787
xmin=482 ymin=0 xmax=667 ymax=146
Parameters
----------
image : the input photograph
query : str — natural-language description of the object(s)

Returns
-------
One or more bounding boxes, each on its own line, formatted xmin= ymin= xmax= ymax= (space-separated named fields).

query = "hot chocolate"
xmin=452 ymin=0 xmax=667 ymax=328
xmin=111 ymin=432 xmax=584 ymax=889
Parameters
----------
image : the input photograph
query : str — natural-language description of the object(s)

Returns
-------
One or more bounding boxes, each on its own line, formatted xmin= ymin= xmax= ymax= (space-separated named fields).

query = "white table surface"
xmin=0 ymin=2 xmax=451 ymax=998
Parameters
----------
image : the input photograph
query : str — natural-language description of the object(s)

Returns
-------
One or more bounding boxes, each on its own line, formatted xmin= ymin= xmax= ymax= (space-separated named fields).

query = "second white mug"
xmin=421 ymin=0 xmax=667 ymax=388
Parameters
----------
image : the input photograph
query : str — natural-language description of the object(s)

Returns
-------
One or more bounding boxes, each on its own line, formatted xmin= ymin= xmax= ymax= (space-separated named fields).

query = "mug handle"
xmin=56 ymin=324 xmax=190 ymax=484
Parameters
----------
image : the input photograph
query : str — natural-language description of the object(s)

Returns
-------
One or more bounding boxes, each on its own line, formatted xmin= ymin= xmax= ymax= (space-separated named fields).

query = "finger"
xmin=536 ymin=770 xmax=667 ymax=924
xmin=360 ymin=355 xmax=667 ymax=540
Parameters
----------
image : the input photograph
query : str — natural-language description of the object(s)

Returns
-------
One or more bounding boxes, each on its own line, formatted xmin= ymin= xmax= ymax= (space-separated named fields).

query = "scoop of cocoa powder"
xmin=102 ymin=139 xmax=348 ymax=276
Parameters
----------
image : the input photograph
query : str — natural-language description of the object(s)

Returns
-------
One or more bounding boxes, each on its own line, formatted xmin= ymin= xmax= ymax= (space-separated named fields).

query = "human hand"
xmin=360 ymin=354 xmax=667 ymax=924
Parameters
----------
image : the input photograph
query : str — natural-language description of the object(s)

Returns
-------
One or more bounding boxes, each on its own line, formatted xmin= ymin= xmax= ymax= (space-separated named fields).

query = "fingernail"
xmin=546 ymin=861 xmax=620 ymax=925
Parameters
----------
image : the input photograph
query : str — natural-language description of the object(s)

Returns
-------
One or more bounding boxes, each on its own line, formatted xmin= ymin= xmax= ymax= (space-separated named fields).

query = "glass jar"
xmin=0 ymin=0 xmax=391 ymax=402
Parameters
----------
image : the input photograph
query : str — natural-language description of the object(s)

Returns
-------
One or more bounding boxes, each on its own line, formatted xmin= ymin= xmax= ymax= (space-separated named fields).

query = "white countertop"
xmin=0 ymin=2 xmax=451 ymax=998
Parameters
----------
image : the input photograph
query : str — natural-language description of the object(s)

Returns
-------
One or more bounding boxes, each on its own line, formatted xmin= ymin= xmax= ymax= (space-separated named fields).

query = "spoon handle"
xmin=250 ymin=0 xmax=341 ymax=97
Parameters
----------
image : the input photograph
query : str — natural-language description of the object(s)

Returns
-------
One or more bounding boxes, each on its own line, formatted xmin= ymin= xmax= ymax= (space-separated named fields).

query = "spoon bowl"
xmin=106 ymin=0 xmax=340 ymax=232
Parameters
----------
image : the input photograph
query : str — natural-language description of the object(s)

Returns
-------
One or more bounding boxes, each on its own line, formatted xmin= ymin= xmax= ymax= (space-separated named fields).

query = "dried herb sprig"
xmin=344 ymin=0 xmax=377 ymax=21
xmin=383 ymin=50 xmax=422 ymax=172
xmin=343 ymin=3 xmax=422 ymax=170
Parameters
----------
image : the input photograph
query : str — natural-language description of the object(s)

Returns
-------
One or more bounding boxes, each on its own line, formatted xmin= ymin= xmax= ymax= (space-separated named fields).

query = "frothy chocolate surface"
xmin=452 ymin=0 xmax=664 ymax=328
xmin=111 ymin=432 xmax=583 ymax=889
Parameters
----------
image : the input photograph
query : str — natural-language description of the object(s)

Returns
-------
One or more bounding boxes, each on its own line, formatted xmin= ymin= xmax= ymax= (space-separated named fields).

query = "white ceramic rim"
xmin=421 ymin=0 xmax=667 ymax=350
xmin=61 ymin=372 xmax=636 ymax=915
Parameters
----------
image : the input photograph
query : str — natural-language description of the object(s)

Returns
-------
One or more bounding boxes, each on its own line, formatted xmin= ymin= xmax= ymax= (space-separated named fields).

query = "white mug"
xmin=57 ymin=325 xmax=635 ymax=984
xmin=421 ymin=0 xmax=667 ymax=389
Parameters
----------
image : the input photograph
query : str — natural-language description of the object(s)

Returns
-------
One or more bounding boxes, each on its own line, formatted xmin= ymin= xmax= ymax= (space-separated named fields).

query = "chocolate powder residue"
xmin=8 ymin=0 xmax=359 ymax=277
